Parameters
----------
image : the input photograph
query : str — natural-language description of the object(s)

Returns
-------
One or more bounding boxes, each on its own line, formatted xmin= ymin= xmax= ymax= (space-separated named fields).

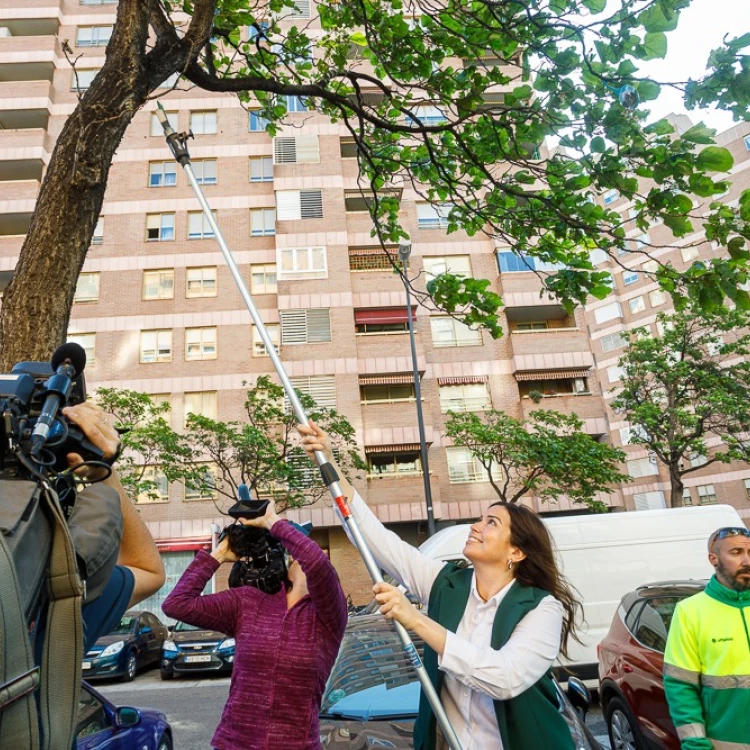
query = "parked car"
xmin=83 ymin=610 xmax=169 ymax=682
xmin=318 ymin=614 xmax=602 ymax=749
xmin=598 ymin=580 xmax=708 ymax=750
xmin=160 ymin=620 xmax=235 ymax=680
xmin=76 ymin=680 xmax=172 ymax=749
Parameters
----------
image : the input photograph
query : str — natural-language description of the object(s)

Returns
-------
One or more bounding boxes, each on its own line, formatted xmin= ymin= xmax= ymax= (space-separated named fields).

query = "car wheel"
xmin=156 ymin=733 xmax=173 ymax=750
xmin=123 ymin=651 xmax=138 ymax=682
xmin=606 ymin=696 xmax=646 ymax=750
xmin=160 ymin=667 xmax=174 ymax=681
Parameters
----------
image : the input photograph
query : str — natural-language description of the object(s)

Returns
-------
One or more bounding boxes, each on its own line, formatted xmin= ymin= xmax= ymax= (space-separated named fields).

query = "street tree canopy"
xmin=612 ymin=305 xmax=750 ymax=507
xmin=444 ymin=408 xmax=628 ymax=509
xmin=1 ymin=0 xmax=749 ymax=366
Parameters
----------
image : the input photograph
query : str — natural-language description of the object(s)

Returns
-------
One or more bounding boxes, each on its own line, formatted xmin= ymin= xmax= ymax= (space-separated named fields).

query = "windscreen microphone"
xmin=30 ymin=342 xmax=87 ymax=458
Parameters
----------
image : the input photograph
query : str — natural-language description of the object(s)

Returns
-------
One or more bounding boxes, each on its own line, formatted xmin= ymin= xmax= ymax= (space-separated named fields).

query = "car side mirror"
xmin=114 ymin=707 xmax=141 ymax=729
xmin=566 ymin=677 xmax=591 ymax=720
xmin=139 ymin=626 xmax=152 ymax=634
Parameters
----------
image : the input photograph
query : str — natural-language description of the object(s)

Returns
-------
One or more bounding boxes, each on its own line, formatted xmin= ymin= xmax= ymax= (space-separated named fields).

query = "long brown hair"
xmin=491 ymin=501 xmax=583 ymax=659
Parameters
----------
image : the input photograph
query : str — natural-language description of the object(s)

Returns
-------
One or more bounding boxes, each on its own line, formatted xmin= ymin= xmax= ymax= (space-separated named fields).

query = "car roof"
xmin=633 ymin=579 xmax=709 ymax=597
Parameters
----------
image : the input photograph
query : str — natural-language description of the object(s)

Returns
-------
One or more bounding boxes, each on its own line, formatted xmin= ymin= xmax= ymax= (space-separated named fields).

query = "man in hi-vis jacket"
xmin=663 ymin=526 xmax=750 ymax=749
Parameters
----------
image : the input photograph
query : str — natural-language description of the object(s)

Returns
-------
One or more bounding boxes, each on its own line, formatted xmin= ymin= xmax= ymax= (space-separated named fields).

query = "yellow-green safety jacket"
xmin=663 ymin=575 xmax=750 ymax=750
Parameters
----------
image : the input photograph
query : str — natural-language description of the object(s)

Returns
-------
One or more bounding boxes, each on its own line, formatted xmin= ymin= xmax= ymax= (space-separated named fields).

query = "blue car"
xmin=160 ymin=620 xmax=235 ymax=680
xmin=76 ymin=681 xmax=172 ymax=750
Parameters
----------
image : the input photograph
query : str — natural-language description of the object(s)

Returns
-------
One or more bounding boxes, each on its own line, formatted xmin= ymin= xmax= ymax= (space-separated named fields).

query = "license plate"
xmin=82 ymin=662 xmax=92 ymax=670
xmin=185 ymin=654 xmax=211 ymax=663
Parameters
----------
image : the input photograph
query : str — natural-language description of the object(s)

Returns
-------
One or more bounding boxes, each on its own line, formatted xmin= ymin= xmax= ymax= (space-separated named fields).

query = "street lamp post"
xmin=399 ymin=242 xmax=437 ymax=537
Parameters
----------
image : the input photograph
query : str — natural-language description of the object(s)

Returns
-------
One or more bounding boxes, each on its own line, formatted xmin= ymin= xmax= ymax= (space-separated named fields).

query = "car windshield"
xmin=109 ymin=616 xmax=136 ymax=635
xmin=173 ymin=621 xmax=206 ymax=632
xmin=320 ymin=617 xmax=423 ymax=721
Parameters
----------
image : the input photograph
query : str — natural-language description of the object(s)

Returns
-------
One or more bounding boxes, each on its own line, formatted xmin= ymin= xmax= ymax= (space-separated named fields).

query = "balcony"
xmin=0 ymin=211 xmax=31 ymax=236
xmin=509 ymin=327 xmax=590 ymax=357
xmin=0 ymin=177 xmax=40 ymax=202
xmin=0 ymin=31 xmax=58 ymax=58
xmin=0 ymin=61 xmax=54 ymax=83
xmin=0 ymin=18 xmax=59 ymax=37
xmin=0 ymin=80 xmax=53 ymax=108
xmin=519 ymin=391 xmax=608 ymax=426
xmin=0 ymin=126 xmax=49 ymax=157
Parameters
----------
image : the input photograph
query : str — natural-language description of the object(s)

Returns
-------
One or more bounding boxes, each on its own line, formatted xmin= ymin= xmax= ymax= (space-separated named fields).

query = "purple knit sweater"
xmin=162 ymin=520 xmax=348 ymax=750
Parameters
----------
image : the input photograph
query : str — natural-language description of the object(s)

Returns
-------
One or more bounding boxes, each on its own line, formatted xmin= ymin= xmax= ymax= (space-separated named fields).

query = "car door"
xmin=136 ymin=614 xmax=157 ymax=665
xmin=75 ymin=686 xmax=133 ymax=750
xmin=146 ymin=613 xmax=167 ymax=663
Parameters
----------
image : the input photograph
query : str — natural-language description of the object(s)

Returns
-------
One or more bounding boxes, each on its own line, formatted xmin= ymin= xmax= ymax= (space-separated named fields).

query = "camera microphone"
xmin=30 ymin=342 xmax=87 ymax=458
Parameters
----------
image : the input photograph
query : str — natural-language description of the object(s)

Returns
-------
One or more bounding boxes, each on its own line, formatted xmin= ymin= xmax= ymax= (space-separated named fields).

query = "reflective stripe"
xmin=664 ymin=663 xmax=701 ymax=686
xmin=676 ymin=723 xmax=707 ymax=740
xmin=710 ymin=740 xmax=750 ymax=749
xmin=701 ymin=674 xmax=750 ymax=689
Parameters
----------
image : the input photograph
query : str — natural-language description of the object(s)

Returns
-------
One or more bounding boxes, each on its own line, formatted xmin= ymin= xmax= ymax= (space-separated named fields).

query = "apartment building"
xmin=1 ymin=1 xmax=748 ymax=607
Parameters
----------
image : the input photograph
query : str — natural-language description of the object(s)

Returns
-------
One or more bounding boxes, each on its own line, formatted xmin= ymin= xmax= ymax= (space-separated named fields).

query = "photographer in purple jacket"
xmin=162 ymin=499 xmax=347 ymax=750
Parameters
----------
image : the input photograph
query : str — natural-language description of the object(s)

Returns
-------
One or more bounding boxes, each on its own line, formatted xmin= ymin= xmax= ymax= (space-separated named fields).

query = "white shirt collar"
xmin=470 ymin=574 xmax=516 ymax=607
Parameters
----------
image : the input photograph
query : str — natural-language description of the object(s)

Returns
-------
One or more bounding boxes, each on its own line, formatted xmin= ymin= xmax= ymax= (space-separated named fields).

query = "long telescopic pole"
xmin=156 ymin=106 xmax=462 ymax=750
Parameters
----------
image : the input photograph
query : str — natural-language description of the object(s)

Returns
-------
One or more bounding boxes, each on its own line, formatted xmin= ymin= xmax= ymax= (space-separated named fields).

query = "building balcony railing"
xmin=0 ymin=79 xmax=53 ymax=105
xmin=0 ymin=33 xmax=58 ymax=57
xmin=0 ymin=127 xmax=49 ymax=154
xmin=509 ymin=328 xmax=591 ymax=357
xmin=0 ymin=179 xmax=40 ymax=202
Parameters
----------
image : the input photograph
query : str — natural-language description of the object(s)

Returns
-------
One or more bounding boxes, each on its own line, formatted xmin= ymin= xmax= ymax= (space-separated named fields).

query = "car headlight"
xmin=218 ymin=638 xmax=235 ymax=651
xmin=163 ymin=640 xmax=178 ymax=652
xmin=100 ymin=641 xmax=125 ymax=658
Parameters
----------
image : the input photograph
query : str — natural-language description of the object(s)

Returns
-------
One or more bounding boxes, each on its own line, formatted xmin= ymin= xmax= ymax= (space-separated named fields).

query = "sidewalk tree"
xmin=444 ymin=408 xmax=627 ymax=509
xmin=612 ymin=305 xmax=750 ymax=507
xmin=1 ymin=0 xmax=749 ymax=368
xmin=178 ymin=376 xmax=365 ymax=513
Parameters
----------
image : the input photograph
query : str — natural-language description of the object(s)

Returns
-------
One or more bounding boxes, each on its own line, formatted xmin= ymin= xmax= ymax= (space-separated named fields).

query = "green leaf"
xmin=728 ymin=237 xmax=749 ymax=259
xmin=636 ymin=79 xmax=661 ymax=100
xmin=590 ymin=136 xmax=606 ymax=153
xmin=349 ymin=31 xmax=367 ymax=46
xmin=642 ymin=32 xmax=668 ymax=60
xmin=696 ymin=146 xmax=734 ymax=173
xmin=583 ymin=0 xmax=606 ymax=13
xmin=680 ymin=124 xmax=717 ymax=145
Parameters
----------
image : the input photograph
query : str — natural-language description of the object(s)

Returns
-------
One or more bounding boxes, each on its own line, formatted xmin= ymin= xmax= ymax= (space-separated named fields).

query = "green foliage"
xmin=612 ymin=305 xmax=750 ymax=506
xmin=444 ymin=409 xmax=627 ymax=510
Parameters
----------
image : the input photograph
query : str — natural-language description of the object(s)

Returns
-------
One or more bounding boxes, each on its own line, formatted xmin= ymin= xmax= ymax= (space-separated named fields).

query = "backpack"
xmin=0 ymin=478 xmax=122 ymax=750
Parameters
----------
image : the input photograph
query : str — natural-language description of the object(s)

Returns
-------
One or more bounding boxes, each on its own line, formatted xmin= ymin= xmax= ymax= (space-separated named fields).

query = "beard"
xmin=716 ymin=561 xmax=750 ymax=592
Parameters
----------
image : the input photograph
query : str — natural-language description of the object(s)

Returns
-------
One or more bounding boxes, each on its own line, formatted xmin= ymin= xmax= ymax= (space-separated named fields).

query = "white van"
xmin=418 ymin=503 xmax=745 ymax=683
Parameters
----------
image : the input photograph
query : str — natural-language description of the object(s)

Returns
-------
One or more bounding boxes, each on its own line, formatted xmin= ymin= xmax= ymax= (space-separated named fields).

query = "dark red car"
xmin=598 ymin=580 xmax=707 ymax=750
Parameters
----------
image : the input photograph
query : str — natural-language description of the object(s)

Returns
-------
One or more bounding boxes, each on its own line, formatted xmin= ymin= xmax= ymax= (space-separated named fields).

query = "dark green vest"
xmin=412 ymin=565 xmax=575 ymax=750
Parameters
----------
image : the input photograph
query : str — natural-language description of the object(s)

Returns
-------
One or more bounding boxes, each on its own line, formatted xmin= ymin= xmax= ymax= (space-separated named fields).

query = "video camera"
xmin=219 ymin=485 xmax=287 ymax=594
xmin=0 ymin=343 xmax=104 ymax=480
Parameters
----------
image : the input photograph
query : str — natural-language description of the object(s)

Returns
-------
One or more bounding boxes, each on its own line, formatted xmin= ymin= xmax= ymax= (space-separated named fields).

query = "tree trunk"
xmin=669 ymin=465 xmax=685 ymax=508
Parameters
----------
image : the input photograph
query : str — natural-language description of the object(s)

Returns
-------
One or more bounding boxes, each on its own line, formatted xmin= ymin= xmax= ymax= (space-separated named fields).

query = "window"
xmin=518 ymin=378 xmax=589 ymax=398
xmin=354 ymin=308 xmax=412 ymax=334
xmin=137 ymin=467 xmax=169 ymax=504
xmin=447 ymin=447 xmax=490 ymax=483
xmin=286 ymin=376 xmax=336 ymax=411
xmin=745 ymin=478 xmax=750 ymax=500
xmin=192 ymin=159 xmax=217 ymax=185
xmin=600 ymin=332 xmax=626 ymax=353
xmin=417 ymin=203 xmax=452 ymax=229
xmin=629 ymin=296 xmax=646 ymax=314
xmin=252 ymin=324 xmax=280 ymax=356
xmin=642 ymin=259 xmax=659 ymax=274
xmin=142 ymin=269 xmax=174 ymax=300
xmin=72 ymin=69 xmax=99 ymax=91
xmin=649 ymin=289 xmax=667 ymax=307
xmin=340 ymin=138 xmax=358 ymax=159
xmin=280 ymin=308 xmax=332 ymax=344
xmin=249 ymin=157 xmax=274 ymax=182
xmin=278 ymin=246 xmax=327 ymax=280
xmin=146 ymin=213 xmax=175 ymax=241
xmin=76 ymin=25 xmax=112 ymax=47
xmin=681 ymin=246 xmax=700 ymax=263
xmin=594 ymin=301 xmax=623 ymax=324
xmin=249 ymin=110 xmax=270 ymax=132
xmin=185 ymin=327 xmax=217 ymax=360
xmin=497 ymin=252 xmax=562 ymax=273
xmin=67 ymin=333 xmax=95 ymax=364
xmin=148 ymin=161 xmax=177 ymax=187
xmin=140 ymin=330 xmax=172 ymax=363
xmin=184 ymin=465 xmax=217 ymax=501
xmin=75 ymin=687 xmax=111 ymax=741
xmin=283 ymin=95 xmax=308 ymax=112
xmin=697 ymin=484 xmax=717 ymax=504
xmin=423 ymin=255 xmax=471 ymax=280
xmin=74 ymin=272 xmax=100 ymax=303
xmin=250 ymin=208 xmax=275 ymax=236
xmin=186 ymin=266 xmax=217 ymax=298
xmin=623 ymin=271 xmax=639 ymax=286
xmin=406 ymin=105 xmax=448 ymax=126
xmin=633 ymin=491 xmax=667 ymax=510
xmin=150 ymin=110 xmax=177 ymax=136
xmin=276 ymin=190 xmax=323 ymax=220
xmin=690 ymin=453 xmax=708 ymax=468
xmin=184 ymin=391 xmax=218 ymax=425
xmin=745 ymin=134 xmax=750 ymax=151
xmin=603 ymin=189 xmax=619 ymax=206
xmin=513 ymin=322 xmax=549 ymax=331
xmin=286 ymin=0 xmax=311 ymax=18
xmin=250 ymin=264 xmax=277 ymax=294
xmin=430 ymin=317 xmax=482 ymax=348
xmin=92 ymin=217 xmax=103 ymax=245
xmin=190 ymin=110 xmax=217 ymax=135
xmin=367 ymin=450 xmax=422 ymax=477
xmin=607 ymin=365 xmax=625 ymax=383
xmin=360 ymin=383 xmax=415 ymax=403
xmin=348 ymin=247 xmax=393 ymax=271
xmin=627 ymin=457 xmax=659 ymax=478
xmin=683 ymin=488 xmax=693 ymax=506
xmin=187 ymin=211 xmax=215 ymax=239
xmin=633 ymin=598 xmax=683 ymax=653
xmin=439 ymin=383 xmax=491 ymax=413
xmin=273 ymin=135 xmax=320 ymax=164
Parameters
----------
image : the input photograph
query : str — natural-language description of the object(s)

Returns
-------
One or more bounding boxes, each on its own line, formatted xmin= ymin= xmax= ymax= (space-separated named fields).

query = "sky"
xmin=639 ymin=0 xmax=746 ymax=135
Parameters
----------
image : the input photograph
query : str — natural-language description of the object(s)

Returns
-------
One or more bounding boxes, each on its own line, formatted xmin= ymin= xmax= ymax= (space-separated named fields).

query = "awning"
xmin=515 ymin=369 xmax=591 ymax=381
xmin=355 ymin=307 xmax=416 ymax=325
xmin=156 ymin=537 xmax=212 ymax=553
xmin=365 ymin=443 xmax=424 ymax=454
xmin=359 ymin=373 xmax=415 ymax=386
xmin=437 ymin=375 xmax=489 ymax=386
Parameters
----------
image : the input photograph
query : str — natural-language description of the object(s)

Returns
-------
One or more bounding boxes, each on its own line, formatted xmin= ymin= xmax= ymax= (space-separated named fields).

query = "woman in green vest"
xmin=298 ymin=420 xmax=582 ymax=750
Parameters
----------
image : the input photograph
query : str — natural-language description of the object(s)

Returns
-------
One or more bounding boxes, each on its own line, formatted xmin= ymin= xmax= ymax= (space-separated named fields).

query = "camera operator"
xmin=57 ymin=402 xmax=165 ymax=650
xmin=162 ymin=498 xmax=347 ymax=750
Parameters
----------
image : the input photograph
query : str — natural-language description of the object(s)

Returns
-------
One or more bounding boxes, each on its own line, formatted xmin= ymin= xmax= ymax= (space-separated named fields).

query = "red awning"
xmin=354 ymin=307 xmax=417 ymax=325
xmin=359 ymin=373 xmax=415 ymax=385
xmin=156 ymin=537 xmax=212 ymax=553
xmin=437 ymin=375 xmax=489 ymax=386
xmin=515 ymin=369 xmax=591 ymax=381
xmin=365 ymin=443 xmax=423 ymax=453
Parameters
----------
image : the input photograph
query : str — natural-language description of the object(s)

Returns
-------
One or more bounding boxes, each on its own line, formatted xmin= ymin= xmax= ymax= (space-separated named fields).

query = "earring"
xmin=507 ymin=559 xmax=514 ymax=570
